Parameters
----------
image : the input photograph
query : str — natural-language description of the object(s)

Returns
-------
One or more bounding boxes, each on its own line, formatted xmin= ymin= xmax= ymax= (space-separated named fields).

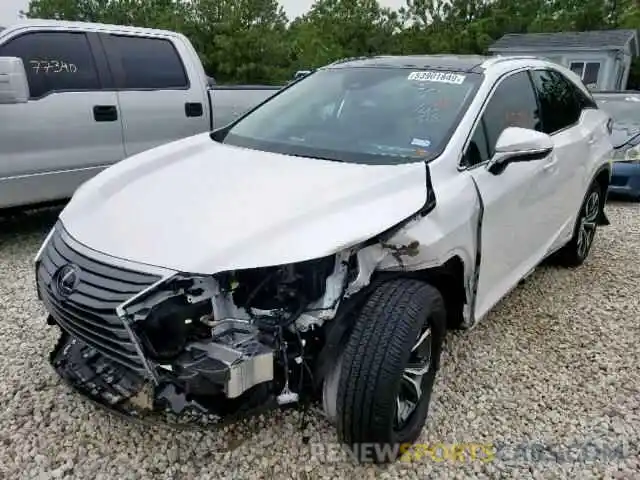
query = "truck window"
xmin=102 ymin=35 xmax=188 ymax=90
xmin=0 ymin=32 xmax=100 ymax=99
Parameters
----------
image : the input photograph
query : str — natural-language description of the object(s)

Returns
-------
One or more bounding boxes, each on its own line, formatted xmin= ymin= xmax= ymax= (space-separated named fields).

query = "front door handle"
xmin=93 ymin=105 xmax=118 ymax=122
xmin=185 ymin=102 xmax=203 ymax=117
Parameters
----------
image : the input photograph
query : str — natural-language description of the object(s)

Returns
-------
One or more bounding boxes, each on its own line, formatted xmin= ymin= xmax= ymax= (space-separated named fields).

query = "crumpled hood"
xmin=60 ymin=133 xmax=428 ymax=274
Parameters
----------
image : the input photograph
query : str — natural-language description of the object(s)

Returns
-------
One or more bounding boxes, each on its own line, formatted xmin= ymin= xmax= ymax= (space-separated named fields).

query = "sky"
xmin=0 ymin=0 xmax=405 ymax=27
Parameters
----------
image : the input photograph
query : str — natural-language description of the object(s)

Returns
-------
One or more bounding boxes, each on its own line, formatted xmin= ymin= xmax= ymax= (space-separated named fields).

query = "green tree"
xmin=25 ymin=0 xmax=290 ymax=84
xmin=25 ymin=0 xmax=195 ymax=30
xmin=22 ymin=0 xmax=638 ymax=85
xmin=288 ymin=0 xmax=401 ymax=69
xmin=192 ymin=0 xmax=290 ymax=84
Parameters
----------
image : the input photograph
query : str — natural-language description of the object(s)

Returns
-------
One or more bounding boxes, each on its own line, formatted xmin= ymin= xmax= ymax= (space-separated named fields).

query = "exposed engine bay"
xmin=50 ymin=248 xmax=381 ymax=422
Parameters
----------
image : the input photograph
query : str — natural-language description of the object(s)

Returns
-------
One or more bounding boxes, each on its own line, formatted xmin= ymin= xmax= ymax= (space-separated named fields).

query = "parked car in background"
xmin=35 ymin=55 xmax=612 ymax=463
xmin=593 ymin=91 xmax=640 ymax=200
xmin=0 ymin=20 xmax=282 ymax=210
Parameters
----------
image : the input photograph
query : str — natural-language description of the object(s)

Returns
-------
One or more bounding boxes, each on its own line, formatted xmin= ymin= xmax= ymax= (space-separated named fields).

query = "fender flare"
xmin=313 ymin=272 xmax=404 ymax=388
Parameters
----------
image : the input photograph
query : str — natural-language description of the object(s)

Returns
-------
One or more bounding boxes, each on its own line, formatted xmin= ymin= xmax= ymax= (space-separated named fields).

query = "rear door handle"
xmin=185 ymin=102 xmax=203 ymax=117
xmin=93 ymin=105 xmax=118 ymax=122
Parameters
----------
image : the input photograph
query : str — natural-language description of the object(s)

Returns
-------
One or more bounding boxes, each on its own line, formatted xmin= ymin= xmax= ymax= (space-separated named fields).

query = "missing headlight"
xmin=136 ymin=296 xmax=212 ymax=361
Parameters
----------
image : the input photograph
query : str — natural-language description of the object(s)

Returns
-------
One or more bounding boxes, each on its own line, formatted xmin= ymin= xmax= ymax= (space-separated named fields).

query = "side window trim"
xmin=86 ymin=32 xmax=115 ymax=90
xmin=0 ymin=30 xmax=104 ymax=101
xmin=527 ymin=69 xmax=546 ymax=135
xmin=531 ymin=67 xmax=584 ymax=137
xmin=99 ymin=33 xmax=190 ymax=91
xmin=477 ymin=118 xmax=491 ymax=160
xmin=458 ymin=67 xmax=533 ymax=171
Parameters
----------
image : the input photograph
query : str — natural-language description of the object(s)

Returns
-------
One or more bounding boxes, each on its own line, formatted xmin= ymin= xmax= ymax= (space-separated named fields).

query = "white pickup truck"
xmin=0 ymin=20 xmax=282 ymax=210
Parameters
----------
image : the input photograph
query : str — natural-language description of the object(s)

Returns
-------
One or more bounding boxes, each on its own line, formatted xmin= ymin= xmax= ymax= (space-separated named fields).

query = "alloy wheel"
xmin=395 ymin=324 xmax=433 ymax=429
xmin=576 ymin=190 xmax=600 ymax=259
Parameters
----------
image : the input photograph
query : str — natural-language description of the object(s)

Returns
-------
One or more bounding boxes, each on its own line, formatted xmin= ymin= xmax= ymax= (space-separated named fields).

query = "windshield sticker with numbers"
xmin=408 ymin=71 xmax=466 ymax=84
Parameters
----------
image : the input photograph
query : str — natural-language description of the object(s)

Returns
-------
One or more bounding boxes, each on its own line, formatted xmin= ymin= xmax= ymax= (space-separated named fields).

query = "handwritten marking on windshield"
xmin=408 ymin=71 xmax=466 ymax=84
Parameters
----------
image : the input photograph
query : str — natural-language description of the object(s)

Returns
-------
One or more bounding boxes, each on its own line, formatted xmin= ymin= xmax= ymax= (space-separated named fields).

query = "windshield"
xmin=218 ymin=67 xmax=482 ymax=164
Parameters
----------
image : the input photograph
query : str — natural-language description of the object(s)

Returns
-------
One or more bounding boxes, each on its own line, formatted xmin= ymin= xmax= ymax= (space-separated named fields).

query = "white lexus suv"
xmin=35 ymin=55 xmax=613 ymax=462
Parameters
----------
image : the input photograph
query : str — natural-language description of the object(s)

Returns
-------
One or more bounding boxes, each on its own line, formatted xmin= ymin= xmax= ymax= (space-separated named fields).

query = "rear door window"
xmin=102 ymin=34 xmax=188 ymax=89
xmin=530 ymin=69 xmax=582 ymax=134
xmin=0 ymin=31 xmax=100 ymax=98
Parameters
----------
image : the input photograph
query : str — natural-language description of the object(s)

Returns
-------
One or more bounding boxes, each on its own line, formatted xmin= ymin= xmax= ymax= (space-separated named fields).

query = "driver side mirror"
xmin=487 ymin=127 xmax=553 ymax=175
xmin=0 ymin=56 xmax=29 ymax=104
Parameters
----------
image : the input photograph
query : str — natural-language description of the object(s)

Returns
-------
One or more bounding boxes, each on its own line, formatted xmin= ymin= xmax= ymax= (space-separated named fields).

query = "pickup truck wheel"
xmin=556 ymin=182 xmax=602 ymax=267
xmin=335 ymin=278 xmax=446 ymax=463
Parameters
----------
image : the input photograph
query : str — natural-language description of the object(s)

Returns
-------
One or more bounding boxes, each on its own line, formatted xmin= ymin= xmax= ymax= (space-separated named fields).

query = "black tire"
xmin=555 ymin=181 xmax=603 ymax=267
xmin=336 ymin=278 xmax=447 ymax=463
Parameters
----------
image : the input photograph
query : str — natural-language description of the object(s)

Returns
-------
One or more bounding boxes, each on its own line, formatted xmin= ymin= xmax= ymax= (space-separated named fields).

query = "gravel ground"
xmin=0 ymin=203 xmax=639 ymax=480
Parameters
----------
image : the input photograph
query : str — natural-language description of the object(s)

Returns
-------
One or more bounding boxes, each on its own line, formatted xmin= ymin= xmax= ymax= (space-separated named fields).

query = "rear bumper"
xmin=609 ymin=162 xmax=640 ymax=199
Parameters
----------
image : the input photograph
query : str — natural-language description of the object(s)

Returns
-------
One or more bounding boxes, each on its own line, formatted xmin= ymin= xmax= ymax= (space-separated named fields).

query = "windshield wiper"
xmin=286 ymin=152 xmax=344 ymax=163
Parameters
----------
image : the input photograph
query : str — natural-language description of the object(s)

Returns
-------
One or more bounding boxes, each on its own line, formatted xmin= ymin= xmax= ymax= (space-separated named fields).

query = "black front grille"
xmin=36 ymin=225 xmax=162 ymax=374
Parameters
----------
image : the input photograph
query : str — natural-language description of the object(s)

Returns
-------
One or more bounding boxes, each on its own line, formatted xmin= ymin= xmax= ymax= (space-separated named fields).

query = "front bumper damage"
xmin=37 ymin=218 xmax=397 ymax=427
xmin=49 ymin=325 xmax=279 ymax=427
xmin=38 ymin=224 xmax=290 ymax=426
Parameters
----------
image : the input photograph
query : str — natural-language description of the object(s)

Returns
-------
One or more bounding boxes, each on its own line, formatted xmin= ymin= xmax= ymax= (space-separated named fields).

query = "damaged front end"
xmin=39 ymin=224 xmax=375 ymax=423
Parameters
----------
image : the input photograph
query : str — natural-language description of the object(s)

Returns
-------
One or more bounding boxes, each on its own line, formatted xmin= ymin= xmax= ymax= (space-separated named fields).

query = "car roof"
xmin=322 ymin=54 xmax=559 ymax=76
xmin=324 ymin=55 xmax=493 ymax=73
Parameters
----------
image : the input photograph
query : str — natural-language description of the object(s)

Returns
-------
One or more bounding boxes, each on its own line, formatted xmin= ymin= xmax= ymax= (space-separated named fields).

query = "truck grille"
xmin=36 ymin=225 xmax=162 ymax=374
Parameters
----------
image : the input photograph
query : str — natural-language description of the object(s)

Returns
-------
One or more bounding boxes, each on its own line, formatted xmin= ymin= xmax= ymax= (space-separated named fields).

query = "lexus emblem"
xmin=54 ymin=264 xmax=81 ymax=298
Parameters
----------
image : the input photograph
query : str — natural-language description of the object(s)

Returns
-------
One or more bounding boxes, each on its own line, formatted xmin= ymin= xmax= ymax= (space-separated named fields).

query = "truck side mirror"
xmin=0 ymin=56 xmax=29 ymax=104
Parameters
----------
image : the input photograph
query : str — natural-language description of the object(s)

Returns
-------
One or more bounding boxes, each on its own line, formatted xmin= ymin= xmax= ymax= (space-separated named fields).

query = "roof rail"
xmin=482 ymin=55 xmax=544 ymax=67
xmin=327 ymin=55 xmax=376 ymax=66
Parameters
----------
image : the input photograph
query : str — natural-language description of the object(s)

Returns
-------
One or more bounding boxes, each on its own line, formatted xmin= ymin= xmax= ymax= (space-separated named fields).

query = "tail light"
xmin=606 ymin=117 xmax=614 ymax=135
